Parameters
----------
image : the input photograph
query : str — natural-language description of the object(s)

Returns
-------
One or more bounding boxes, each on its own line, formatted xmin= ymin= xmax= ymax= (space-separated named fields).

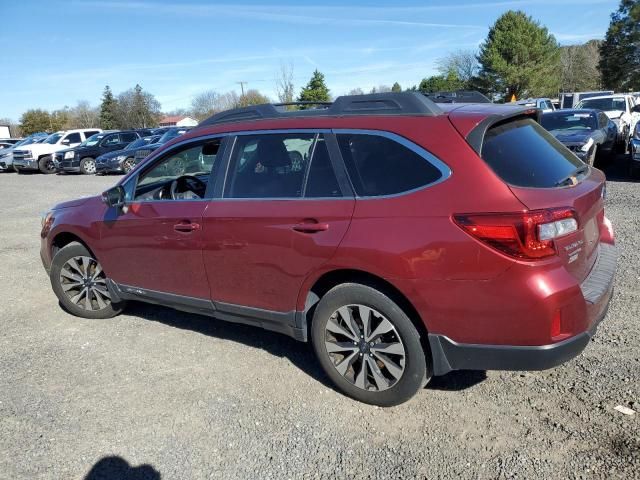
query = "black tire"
xmin=311 ymin=283 xmax=429 ymax=407
xmin=79 ymin=157 xmax=96 ymax=175
xmin=50 ymin=242 xmax=126 ymax=319
xmin=38 ymin=155 xmax=56 ymax=174
xmin=14 ymin=166 xmax=24 ymax=174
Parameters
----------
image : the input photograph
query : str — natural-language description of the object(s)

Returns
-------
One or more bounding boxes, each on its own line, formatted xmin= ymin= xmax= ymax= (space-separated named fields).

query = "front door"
xmin=202 ymin=132 xmax=355 ymax=313
xmin=98 ymin=138 xmax=224 ymax=300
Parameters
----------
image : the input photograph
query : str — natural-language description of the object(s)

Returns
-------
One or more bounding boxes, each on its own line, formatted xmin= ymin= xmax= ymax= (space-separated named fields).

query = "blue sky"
xmin=0 ymin=0 xmax=618 ymax=121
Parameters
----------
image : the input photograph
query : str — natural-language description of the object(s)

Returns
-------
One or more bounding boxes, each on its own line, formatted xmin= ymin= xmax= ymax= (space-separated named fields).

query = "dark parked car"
xmin=133 ymin=127 xmax=191 ymax=165
xmin=95 ymin=135 xmax=161 ymax=174
xmin=540 ymin=109 xmax=617 ymax=166
xmin=40 ymin=93 xmax=616 ymax=406
xmin=56 ymin=130 xmax=141 ymax=174
xmin=424 ymin=90 xmax=491 ymax=103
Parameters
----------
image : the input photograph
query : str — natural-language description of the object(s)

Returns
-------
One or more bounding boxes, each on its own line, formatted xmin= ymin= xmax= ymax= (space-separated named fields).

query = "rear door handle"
xmin=174 ymin=221 xmax=201 ymax=233
xmin=293 ymin=222 xmax=329 ymax=233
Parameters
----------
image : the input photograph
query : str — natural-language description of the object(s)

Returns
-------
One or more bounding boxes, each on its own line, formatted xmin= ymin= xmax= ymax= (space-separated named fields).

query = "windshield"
xmin=126 ymin=138 xmax=149 ymax=150
xmin=15 ymin=137 xmax=41 ymax=147
xmin=80 ymin=133 xmax=104 ymax=147
xmin=541 ymin=112 xmax=597 ymax=131
xmin=44 ymin=133 xmax=63 ymax=144
xmin=158 ymin=129 xmax=188 ymax=144
xmin=577 ymin=97 xmax=626 ymax=112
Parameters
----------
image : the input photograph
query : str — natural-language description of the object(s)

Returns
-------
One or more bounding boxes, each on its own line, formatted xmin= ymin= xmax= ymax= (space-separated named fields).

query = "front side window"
xmin=336 ymin=133 xmax=443 ymax=196
xmin=134 ymin=139 xmax=221 ymax=201
xmin=225 ymin=133 xmax=315 ymax=198
xmin=102 ymin=134 xmax=121 ymax=147
xmin=64 ymin=133 xmax=82 ymax=144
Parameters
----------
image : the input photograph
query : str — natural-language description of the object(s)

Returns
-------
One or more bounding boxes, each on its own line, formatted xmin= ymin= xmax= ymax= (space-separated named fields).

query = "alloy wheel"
xmin=123 ymin=158 xmax=135 ymax=173
xmin=83 ymin=159 xmax=96 ymax=174
xmin=324 ymin=304 xmax=406 ymax=392
xmin=59 ymin=256 xmax=111 ymax=311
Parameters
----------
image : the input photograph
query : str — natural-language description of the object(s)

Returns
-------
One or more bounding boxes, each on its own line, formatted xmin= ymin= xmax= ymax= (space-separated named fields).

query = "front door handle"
xmin=174 ymin=221 xmax=201 ymax=233
xmin=293 ymin=222 xmax=329 ymax=233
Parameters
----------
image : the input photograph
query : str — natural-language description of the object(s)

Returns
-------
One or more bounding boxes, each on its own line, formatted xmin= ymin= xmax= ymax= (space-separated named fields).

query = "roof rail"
xmin=198 ymin=92 xmax=443 ymax=127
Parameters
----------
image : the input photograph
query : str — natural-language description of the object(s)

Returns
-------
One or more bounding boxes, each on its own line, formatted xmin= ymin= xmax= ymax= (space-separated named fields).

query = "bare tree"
xmin=238 ymin=89 xmax=270 ymax=107
xmin=436 ymin=49 xmax=479 ymax=83
xmin=69 ymin=101 xmax=99 ymax=128
xmin=370 ymin=85 xmax=392 ymax=94
xmin=560 ymin=40 xmax=602 ymax=92
xmin=347 ymin=88 xmax=364 ymax=95
xmin=275 ymin=62 xmax=295 ymax=104
xmin=191 ymin=90 xmax=222 ymax=121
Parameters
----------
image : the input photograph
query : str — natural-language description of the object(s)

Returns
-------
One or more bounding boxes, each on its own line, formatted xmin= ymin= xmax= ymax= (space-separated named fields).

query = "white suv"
xmin=13 ymin=128 xmax=101 ymax=174
xmin=576 ymin=94 xmax=640 ymax=152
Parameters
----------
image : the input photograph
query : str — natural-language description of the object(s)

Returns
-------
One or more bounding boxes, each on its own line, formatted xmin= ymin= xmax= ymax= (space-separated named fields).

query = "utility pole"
xmin=237 ymin=81 xmax=247 ymax=96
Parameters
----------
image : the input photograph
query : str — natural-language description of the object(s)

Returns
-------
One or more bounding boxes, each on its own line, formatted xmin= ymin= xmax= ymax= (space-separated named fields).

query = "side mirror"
xmin=61 ymin=139 xmax=70 ymax=145
xmin=102 ymin=185 xmax=126 ymax=208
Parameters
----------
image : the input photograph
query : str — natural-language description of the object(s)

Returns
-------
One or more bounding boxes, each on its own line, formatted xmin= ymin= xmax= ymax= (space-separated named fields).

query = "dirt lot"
xmin=0 ymin=165 xmax=638 ymax=480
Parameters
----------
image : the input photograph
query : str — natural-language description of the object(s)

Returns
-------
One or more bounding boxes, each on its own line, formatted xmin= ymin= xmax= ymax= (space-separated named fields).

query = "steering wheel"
xmin=169 ymin=175 xmax=207 ymax=200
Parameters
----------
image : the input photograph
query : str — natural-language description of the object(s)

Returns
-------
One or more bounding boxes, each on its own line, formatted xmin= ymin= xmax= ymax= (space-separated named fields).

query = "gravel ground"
xmin=0 ymin=164 xmax=638 ymax=480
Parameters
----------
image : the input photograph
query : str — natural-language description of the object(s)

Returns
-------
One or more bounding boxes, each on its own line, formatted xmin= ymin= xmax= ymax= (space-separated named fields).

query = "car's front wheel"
xmin=80 ymin=157 xmax=96 ymax=175
xmin=38 ymin=155 xmax=56 ymax=174
xmin=311 ymin=283 xmax=429 ymax=406
xmin=122 ymin=157 xmax=136 ymax=173
xmin=50 ymin=242 xmax=125 ymax=319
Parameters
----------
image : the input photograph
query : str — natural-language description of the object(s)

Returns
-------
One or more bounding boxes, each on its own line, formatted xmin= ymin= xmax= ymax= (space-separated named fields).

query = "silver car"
xmin=0 ymin=135 xmax=49 ymax=171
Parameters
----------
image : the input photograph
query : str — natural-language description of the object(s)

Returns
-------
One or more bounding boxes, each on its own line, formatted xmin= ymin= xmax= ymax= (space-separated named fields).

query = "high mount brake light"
xmin=453 ymin=208 xmax=577 ymax=260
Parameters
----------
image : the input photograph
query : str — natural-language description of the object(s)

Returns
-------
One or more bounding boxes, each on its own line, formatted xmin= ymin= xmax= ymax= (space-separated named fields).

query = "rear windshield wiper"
xmin=555 ymin=165 xmax=589 ymax=187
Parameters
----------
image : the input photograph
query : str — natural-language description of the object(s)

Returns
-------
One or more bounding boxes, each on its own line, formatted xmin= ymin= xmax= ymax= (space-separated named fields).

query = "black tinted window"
xmin=85 ymin=130 xmax=100 ymax=138
xmin=482 ymin=119 xmax=583 ymax=188
xmin=336 ymin=133 xmax=442 ymax=196
xmin=305 ymin=137 xmax=341 ymax=198
xmin=65 ymin=133 xmax=81 ymax=144
xmin=225 ymin=133 xmax=315 ymax=198
xmin=121 ymin=132 xmax=138 ymax=143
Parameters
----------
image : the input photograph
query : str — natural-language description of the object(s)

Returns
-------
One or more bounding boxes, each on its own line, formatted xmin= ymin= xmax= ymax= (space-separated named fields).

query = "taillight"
xmin=453 ymin=208 xmax=577 ymax=260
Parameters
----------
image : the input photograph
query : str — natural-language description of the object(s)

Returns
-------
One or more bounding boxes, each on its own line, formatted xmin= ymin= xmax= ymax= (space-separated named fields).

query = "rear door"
xmin=201 ymin=131 xmax=354 ymax=313
xmin=480 ymin=118 xmax=606 ymax=282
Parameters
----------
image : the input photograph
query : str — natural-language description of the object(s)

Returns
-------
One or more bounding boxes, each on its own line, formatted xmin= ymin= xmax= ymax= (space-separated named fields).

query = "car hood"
xmin=51 ymin=196 xmax=96 ymax=210
xmin=549 ymin=129 xmax=593 ymax=144
xmin=18 ymin=143 xmax=59 ymax=155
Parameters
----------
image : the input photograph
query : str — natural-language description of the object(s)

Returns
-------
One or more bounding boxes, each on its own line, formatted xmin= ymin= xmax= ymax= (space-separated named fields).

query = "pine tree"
xmin=478 ymin=11 xmax=560 ymax=99
xmin=298 ymin=70 xmax=331 ymax=105
xmin=99 ymin=86 xmax=117 ymax=129
xmin=599 ymin=0 xmax=640 ymax=91
xmin=391 ymin=82 xmax=402 ymax=92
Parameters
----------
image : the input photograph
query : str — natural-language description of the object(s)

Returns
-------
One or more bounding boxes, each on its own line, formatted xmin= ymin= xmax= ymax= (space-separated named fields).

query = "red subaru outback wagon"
xmin=41 ymin=93 xmax=616 ymax=406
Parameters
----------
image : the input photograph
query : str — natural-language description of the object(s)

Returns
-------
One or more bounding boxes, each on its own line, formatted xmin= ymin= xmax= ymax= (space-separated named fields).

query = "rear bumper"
xmin=429 ymin=243 xmax=617 ymax=375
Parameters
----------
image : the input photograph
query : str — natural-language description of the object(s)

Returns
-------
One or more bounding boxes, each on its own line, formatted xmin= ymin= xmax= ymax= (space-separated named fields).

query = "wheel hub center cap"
xmin=359 ymin=341 xmax=370 ymax=354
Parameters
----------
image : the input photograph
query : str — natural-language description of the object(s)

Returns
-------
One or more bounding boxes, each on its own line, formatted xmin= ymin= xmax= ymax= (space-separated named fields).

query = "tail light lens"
xmin=453 ymin=208 xmax=577 ymax=260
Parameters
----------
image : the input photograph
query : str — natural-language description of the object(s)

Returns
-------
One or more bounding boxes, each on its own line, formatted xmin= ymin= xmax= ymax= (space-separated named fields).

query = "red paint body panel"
xmin=202 ymin=198 xmax=354 ymax=311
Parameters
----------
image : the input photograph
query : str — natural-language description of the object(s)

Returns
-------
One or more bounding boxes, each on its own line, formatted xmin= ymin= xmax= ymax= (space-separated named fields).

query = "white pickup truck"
xmin=576 ymin=94 xmax=640 ymax=152
xmin=12 ymin=128 xmax=101 ymax=174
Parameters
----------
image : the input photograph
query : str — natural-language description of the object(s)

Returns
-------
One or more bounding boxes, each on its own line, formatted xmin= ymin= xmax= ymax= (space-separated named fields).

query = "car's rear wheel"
xmin=122 ymin=157 xmax=136 ymax=173
xmin=311 ymin=283 xmax=429 ymax=406
xmin=38 ymin=155 xmax=56 ymax=174
xmin=50 ymin=242 xmax=125 ymax=319
xmin=80 ymin=157 xmax=96 ymax=175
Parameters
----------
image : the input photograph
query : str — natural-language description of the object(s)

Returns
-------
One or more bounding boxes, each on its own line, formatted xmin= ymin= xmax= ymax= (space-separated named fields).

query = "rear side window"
xmin=336 ymin=133 xmax=443 ymax=196
xmin=305 ymin=137 xmax=341 ymax=198
xmin=225 ymin=133 xmax=315 ymax=198
xmin=482 ymin=119 xmax=583 ymax=188
xmin=84 ymin=130 xmax=100 ymax=138
xmin=121 ymin=132 xmax=138 ymax=143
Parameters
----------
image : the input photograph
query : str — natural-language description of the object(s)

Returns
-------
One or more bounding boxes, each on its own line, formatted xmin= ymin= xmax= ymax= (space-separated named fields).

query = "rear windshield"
xmin=481 ymin=118 xmax=583 ymax=188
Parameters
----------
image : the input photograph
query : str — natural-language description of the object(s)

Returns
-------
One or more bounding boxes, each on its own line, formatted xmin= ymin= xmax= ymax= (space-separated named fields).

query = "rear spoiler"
xmin=466 ymin=107 xmax=541 ymax=155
